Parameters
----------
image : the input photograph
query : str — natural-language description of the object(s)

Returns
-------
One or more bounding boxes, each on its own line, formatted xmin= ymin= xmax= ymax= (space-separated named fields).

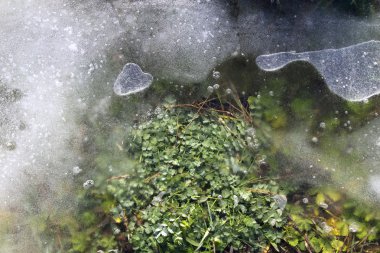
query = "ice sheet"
xmin=113 ymin=63 xmax=153 ymax=96
xmin=256 ymin=41 xmax=380 ymax=101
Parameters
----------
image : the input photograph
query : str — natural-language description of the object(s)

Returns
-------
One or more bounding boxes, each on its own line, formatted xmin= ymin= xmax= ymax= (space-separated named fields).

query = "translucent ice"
xmin=2 ymin=0 xmax=380 ymax=250
xmin=275 ymin=116 xmax=380 ymax=203
xmin=113 ymin=63 xmax=153 ymax=96
xmin=273 ymin=194 xmax=287 ymax=211
xmin=107 ymin=0 xmax=380 ymax=90
xmin=83 ymin=179 xmax=94 ymax=189
xmin=0 ymin=0 xmax=123 ymax=205
xmin=0 ymin=0 xmax=122 ymax=250
xmin=109 ymin=0 xmax=238 ymax=83
xmin=256 ymin=41 xmax=380 ymax=101
xmin=369 ymin=175 xmax=380 ymax=196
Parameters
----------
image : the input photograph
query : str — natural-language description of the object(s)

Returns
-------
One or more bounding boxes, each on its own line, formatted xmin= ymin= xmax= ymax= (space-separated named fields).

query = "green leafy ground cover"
xmin=36 ymin=82 xmax=379 ymax=252
xmin=107 ymin=106 xmax=285 ymax=252
xmin=14 ymin=75 xmax=380 ymax=252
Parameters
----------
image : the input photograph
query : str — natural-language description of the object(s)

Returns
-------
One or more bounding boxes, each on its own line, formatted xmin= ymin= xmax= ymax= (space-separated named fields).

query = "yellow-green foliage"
xmin=285 ymin=187 xmax=380 ymax=253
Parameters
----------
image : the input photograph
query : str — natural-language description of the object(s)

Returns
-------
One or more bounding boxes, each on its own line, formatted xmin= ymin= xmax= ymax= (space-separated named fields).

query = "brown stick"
xmin=107 ymin=174 xmax=130 ymax=181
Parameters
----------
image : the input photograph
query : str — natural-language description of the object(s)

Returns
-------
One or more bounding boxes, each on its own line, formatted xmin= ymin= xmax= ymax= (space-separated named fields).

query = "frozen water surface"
xmin=0 ymin=0 xmax=123 ymax=250
xmin=113 ymin=63 xmax=153 ymax=96
xmin=1 ymin=0 xmax=380 ymax=251
xmin=256 ymin=41 xmax=380 ymax=101
xmin=0 ymin=0 xmax=122 ymax=202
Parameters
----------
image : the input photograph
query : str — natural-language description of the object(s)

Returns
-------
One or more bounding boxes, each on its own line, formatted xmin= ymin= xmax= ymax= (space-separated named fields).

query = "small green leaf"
xmin=185 ymin=237 xmax=199 ymax=247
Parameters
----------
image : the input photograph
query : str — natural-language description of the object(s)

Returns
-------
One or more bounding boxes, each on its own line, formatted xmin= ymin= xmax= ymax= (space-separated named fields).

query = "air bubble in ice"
xmin=113 ymin=63 xmax=153 ymax=96
xmin=273 ymin=194 xmax=287 ymax=210
xmin=72 ymin=166 xmax=82 ymax=175
xmin=318 ymin=202 xmax=329 ymax=209
xmin=68 ymin=43 xmax=78 ymax=52
xmin=112 ymin=225 xmax=121 ymax=235
xmin=83 ymin=179 xmax=94 ymax=189
xmin=212 ymin=70 xmax=221 ymax=79
xmin=349 ymin=222 xmax=359 ymax=233
xmin=5 ymin=141 xmax=16 ymax=151
xmin=256 ymin=41 xmax=380 ymax=101
xmin=311 ymin=136 xmax=319 ymax=143
xmin=233 ymin=195 xmax=239 ymax=208
xmin=320 ymin=222 xmax=332 ymax=233
xmin=376 ymin=137 xmax=380 ymax=147
xmin=152 ymin=191 xmax=165 ymax=206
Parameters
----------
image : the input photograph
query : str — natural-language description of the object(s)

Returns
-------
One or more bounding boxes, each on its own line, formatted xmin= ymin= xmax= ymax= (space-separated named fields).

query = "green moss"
xmin=290 ymin=98 xmax=314 ymax=121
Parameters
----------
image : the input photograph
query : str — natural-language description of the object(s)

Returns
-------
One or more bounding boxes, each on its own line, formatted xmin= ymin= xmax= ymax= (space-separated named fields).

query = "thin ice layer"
xmin=109 ymin=1 xmax=380 ymax=101
xmin=0 ymin=0 xmax=122 ymax=205
xmin=256 ymin=40 xmax=380 ymax=101
xmin=113 ymin=63 xmax=153 ymax=96
xmin=109 ymin=0 xmax=239 ymax=83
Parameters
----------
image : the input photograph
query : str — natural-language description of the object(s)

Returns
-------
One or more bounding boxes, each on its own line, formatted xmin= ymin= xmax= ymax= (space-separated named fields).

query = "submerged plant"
xmin=106 ymin=104 xmax=286 ymax=252
xmin=32 ymin=80 xmax=380 ymax=253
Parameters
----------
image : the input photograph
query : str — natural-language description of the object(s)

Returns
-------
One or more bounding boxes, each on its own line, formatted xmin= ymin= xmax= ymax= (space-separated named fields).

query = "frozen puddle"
xmin=113 ymin=63 xmax=153 ymax=96
xmin=256 ymin=40 xmax=380 ymax=101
